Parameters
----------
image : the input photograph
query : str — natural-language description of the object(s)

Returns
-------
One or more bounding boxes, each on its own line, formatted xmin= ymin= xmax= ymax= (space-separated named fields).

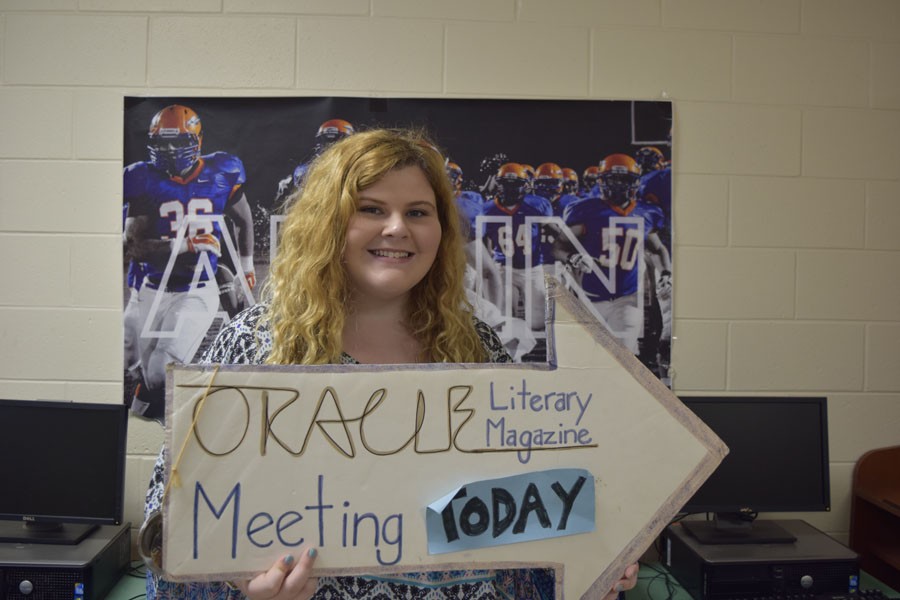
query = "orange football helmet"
xmin=314 ymin=118 xmax=354 ymax=153
xmin=495 ymin=162 xmax=529 ymax=207
xmin=562 ymin=167 xmax=579 ymax=194
xmin=582 ymin=165 xmax=600 ymax=191
xmin=521 ymin=163 xmax=535 ymax=192
xmin=147 ymin=105 xmax=203 ymax=177
xmin=533 ymin=162 xmax=564 ymax=202
xmin=598 ymin=153 xmax=641 ymax=208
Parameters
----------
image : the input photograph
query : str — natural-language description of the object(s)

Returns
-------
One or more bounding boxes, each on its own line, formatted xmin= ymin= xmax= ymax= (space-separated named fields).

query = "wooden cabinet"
xmin=849 ymin=445 xmax=900 ymax=591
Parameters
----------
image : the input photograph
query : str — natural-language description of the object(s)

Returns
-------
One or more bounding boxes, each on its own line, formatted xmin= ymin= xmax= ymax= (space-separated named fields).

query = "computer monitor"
xmin=679 ymin=396 xmax=830 ymax=544
xmin=0 ymin=399 xmax=128 ymax=545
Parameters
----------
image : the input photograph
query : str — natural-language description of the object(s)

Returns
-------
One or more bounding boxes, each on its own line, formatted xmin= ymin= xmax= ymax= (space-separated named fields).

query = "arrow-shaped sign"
xmin=162 ymin=278 xmax=726 ymax=598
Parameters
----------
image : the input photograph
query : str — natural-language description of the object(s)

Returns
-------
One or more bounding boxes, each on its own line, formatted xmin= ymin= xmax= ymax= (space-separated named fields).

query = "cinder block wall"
xmin=1 ymin=0 xmax=898 ymax=547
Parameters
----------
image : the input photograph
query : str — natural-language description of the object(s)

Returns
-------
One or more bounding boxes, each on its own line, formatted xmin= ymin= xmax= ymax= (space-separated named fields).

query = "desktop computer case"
xmin=0 ymin=524 xmax=130 ymax=600
xmin=663 ymin=520 xmax=859 ymax=600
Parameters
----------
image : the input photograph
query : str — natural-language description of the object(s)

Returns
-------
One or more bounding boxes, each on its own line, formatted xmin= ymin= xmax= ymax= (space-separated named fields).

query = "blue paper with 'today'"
xmin=426 ymin=468 xmax=595 ymax=554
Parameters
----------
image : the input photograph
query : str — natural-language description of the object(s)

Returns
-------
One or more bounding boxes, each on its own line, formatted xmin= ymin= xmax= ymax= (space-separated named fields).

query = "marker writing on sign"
xmin=192 ymin=474 xmax=403 ymax=566
xmin=489 ymin=380 xmax=593 ymax=426
xmin=181 ymin=382 xmax=596 ymax=461
xmin=486 ymin=380 xmax=595 ymax=463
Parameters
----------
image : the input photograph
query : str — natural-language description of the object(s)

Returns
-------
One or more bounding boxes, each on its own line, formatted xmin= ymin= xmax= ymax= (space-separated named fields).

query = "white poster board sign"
xmin=162 ymin=280 xmax=726 ymax=599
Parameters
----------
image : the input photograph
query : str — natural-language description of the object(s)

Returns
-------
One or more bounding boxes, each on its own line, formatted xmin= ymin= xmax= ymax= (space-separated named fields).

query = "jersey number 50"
xmin=596 ymin=225 xmax=641 ymax=270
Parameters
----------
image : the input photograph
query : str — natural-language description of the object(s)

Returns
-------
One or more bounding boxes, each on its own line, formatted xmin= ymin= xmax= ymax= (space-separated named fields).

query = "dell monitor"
xmin=0 ymin=399 xmax=128 ymax=545
xmin=679 ymin=396 xmax=830 ymax=544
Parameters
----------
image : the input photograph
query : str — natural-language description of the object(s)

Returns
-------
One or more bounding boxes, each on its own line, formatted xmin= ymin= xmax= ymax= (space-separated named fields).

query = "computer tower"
xmin=663 ymin=519 xmax=859 ymax=600
xmin=0 ymin=524 xmax=131 ymax=600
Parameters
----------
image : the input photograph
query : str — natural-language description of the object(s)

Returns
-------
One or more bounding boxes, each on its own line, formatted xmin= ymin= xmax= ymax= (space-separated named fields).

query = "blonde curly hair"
xmin=261 ymin=128 xmax=486 ymax=365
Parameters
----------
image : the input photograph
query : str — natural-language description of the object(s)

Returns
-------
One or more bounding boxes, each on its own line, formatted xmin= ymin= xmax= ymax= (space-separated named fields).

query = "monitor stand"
xmin=681 ymin=513 xmax=797 ymax=544
xmin=0 ymin=521 xmax=98 ymax=545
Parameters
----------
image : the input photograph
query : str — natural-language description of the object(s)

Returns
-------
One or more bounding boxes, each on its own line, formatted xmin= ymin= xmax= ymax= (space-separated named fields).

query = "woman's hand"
xmin=601 ymin=562 xmax=639 ymax=600
xmin=235 ymin=548 xmax=318 ymax=600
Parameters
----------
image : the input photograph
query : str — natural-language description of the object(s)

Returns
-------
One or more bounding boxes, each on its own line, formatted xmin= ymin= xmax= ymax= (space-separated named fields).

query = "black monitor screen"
xmin=0 ymin=399 xmax=128 ymax=544
xmin=679 ymin=396 xmax=830 ymax=543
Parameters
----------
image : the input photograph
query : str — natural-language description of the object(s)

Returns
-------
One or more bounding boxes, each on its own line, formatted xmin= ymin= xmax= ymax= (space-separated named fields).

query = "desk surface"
xmin=107 ymin=563 xmax=145 ymax=599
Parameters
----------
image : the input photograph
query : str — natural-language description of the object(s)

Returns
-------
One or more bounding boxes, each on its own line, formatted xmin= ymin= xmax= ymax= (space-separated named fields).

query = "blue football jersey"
xmin=563 ymin=197 xmax=661 ymax=301
xmin=638 ymin=166 xmax=671 ymax=249
xmin=292 ymin=161 xmax=311 ymax=188
xmin=553 ymin=192 xmax=581 ymax=218
xmin=455 ymin=190 xmax=486 ymax=240
xmin=639 ymin=167 xmax=671 ymax=221
xmin=478 ymin=194 xmax=553 ymax=268
xmin=124 ymin=152 xmax=246 ymax=289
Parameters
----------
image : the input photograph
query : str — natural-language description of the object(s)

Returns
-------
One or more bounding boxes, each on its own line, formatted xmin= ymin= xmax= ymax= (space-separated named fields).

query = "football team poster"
xmin=122 ymin=97 xmax=674 ymax=420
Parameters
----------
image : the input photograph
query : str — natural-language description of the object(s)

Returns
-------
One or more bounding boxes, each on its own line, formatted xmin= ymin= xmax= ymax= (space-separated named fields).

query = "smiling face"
xmin=343 ymin=165 xmax=443 ymax=307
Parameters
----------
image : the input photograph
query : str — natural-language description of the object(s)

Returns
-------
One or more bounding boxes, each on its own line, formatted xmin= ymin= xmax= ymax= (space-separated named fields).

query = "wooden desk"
xmin=851 ymin=445 xmax=900 ymax=591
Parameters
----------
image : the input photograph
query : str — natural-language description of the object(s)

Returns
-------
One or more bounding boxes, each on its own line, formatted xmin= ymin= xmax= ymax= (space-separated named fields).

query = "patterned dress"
xmin=144 ymin=303 xmax=556 ymax=600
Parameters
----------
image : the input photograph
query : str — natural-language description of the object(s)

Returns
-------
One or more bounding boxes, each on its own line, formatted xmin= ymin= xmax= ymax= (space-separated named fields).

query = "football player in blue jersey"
xmin=122 ymin=203 xmax=145 ymax=402
xmin=521 ymin=163 xmax=536 ymax=195
xmin=447 ymin=161 xmax=484 ymax=246
xmin=273 ymin=118 xmax=355 ymax=207
xmin=123 ymin=104 xmax=256 ymax=421
xmin=534 ymin=161 xmax=580 ymax=217
xmin=581 ymin=165 xmax=600 ymax=198
xmin=448 ymin=160 xmax=500 ymax=302
xmin=638 ymin=156 xmax=672 ymax=250
xmin=634 ymin=146 xmax=666 ymax=175
xmin=448 ymin=161 xmax=536 ymax=359
xmin=554 ymin=153 xmax=671 ymax=356
xmin=478 ymin=162 xmax=554 ymax=333
xmin=447 ymin=161 xmax=487 ymax=220
xmin=533 ymin=162 xmax=563 ymax=205
xmin=562 ymin=167 xmax=580 ymax=196
xmin=637 ymin=148 xmax=673 ymax=379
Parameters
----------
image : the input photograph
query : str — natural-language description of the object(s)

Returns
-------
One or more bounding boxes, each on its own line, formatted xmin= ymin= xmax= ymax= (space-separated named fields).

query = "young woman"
xmin=144 ymin=128 xmax=637 ymax=600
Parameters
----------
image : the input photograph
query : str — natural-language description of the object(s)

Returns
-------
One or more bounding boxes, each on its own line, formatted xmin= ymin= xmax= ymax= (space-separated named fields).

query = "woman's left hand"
xmin=234 ymin=548 xmax=318 ymax=600
xmin=601 ymin=562 xmax=639 ymax=600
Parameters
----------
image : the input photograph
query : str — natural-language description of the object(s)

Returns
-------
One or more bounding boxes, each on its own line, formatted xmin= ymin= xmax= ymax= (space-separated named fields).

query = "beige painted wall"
xmin=1 ymin=0 xmax=898 ymax=550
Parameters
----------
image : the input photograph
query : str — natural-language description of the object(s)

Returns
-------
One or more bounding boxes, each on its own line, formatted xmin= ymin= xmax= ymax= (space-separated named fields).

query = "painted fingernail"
xmin=615 ymin=583 xmax=624 ymax=593
xmin=308 ymin=548 xmax=318 ymax=559
xmin=283 ymin=554 xmax=295 ymax=566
